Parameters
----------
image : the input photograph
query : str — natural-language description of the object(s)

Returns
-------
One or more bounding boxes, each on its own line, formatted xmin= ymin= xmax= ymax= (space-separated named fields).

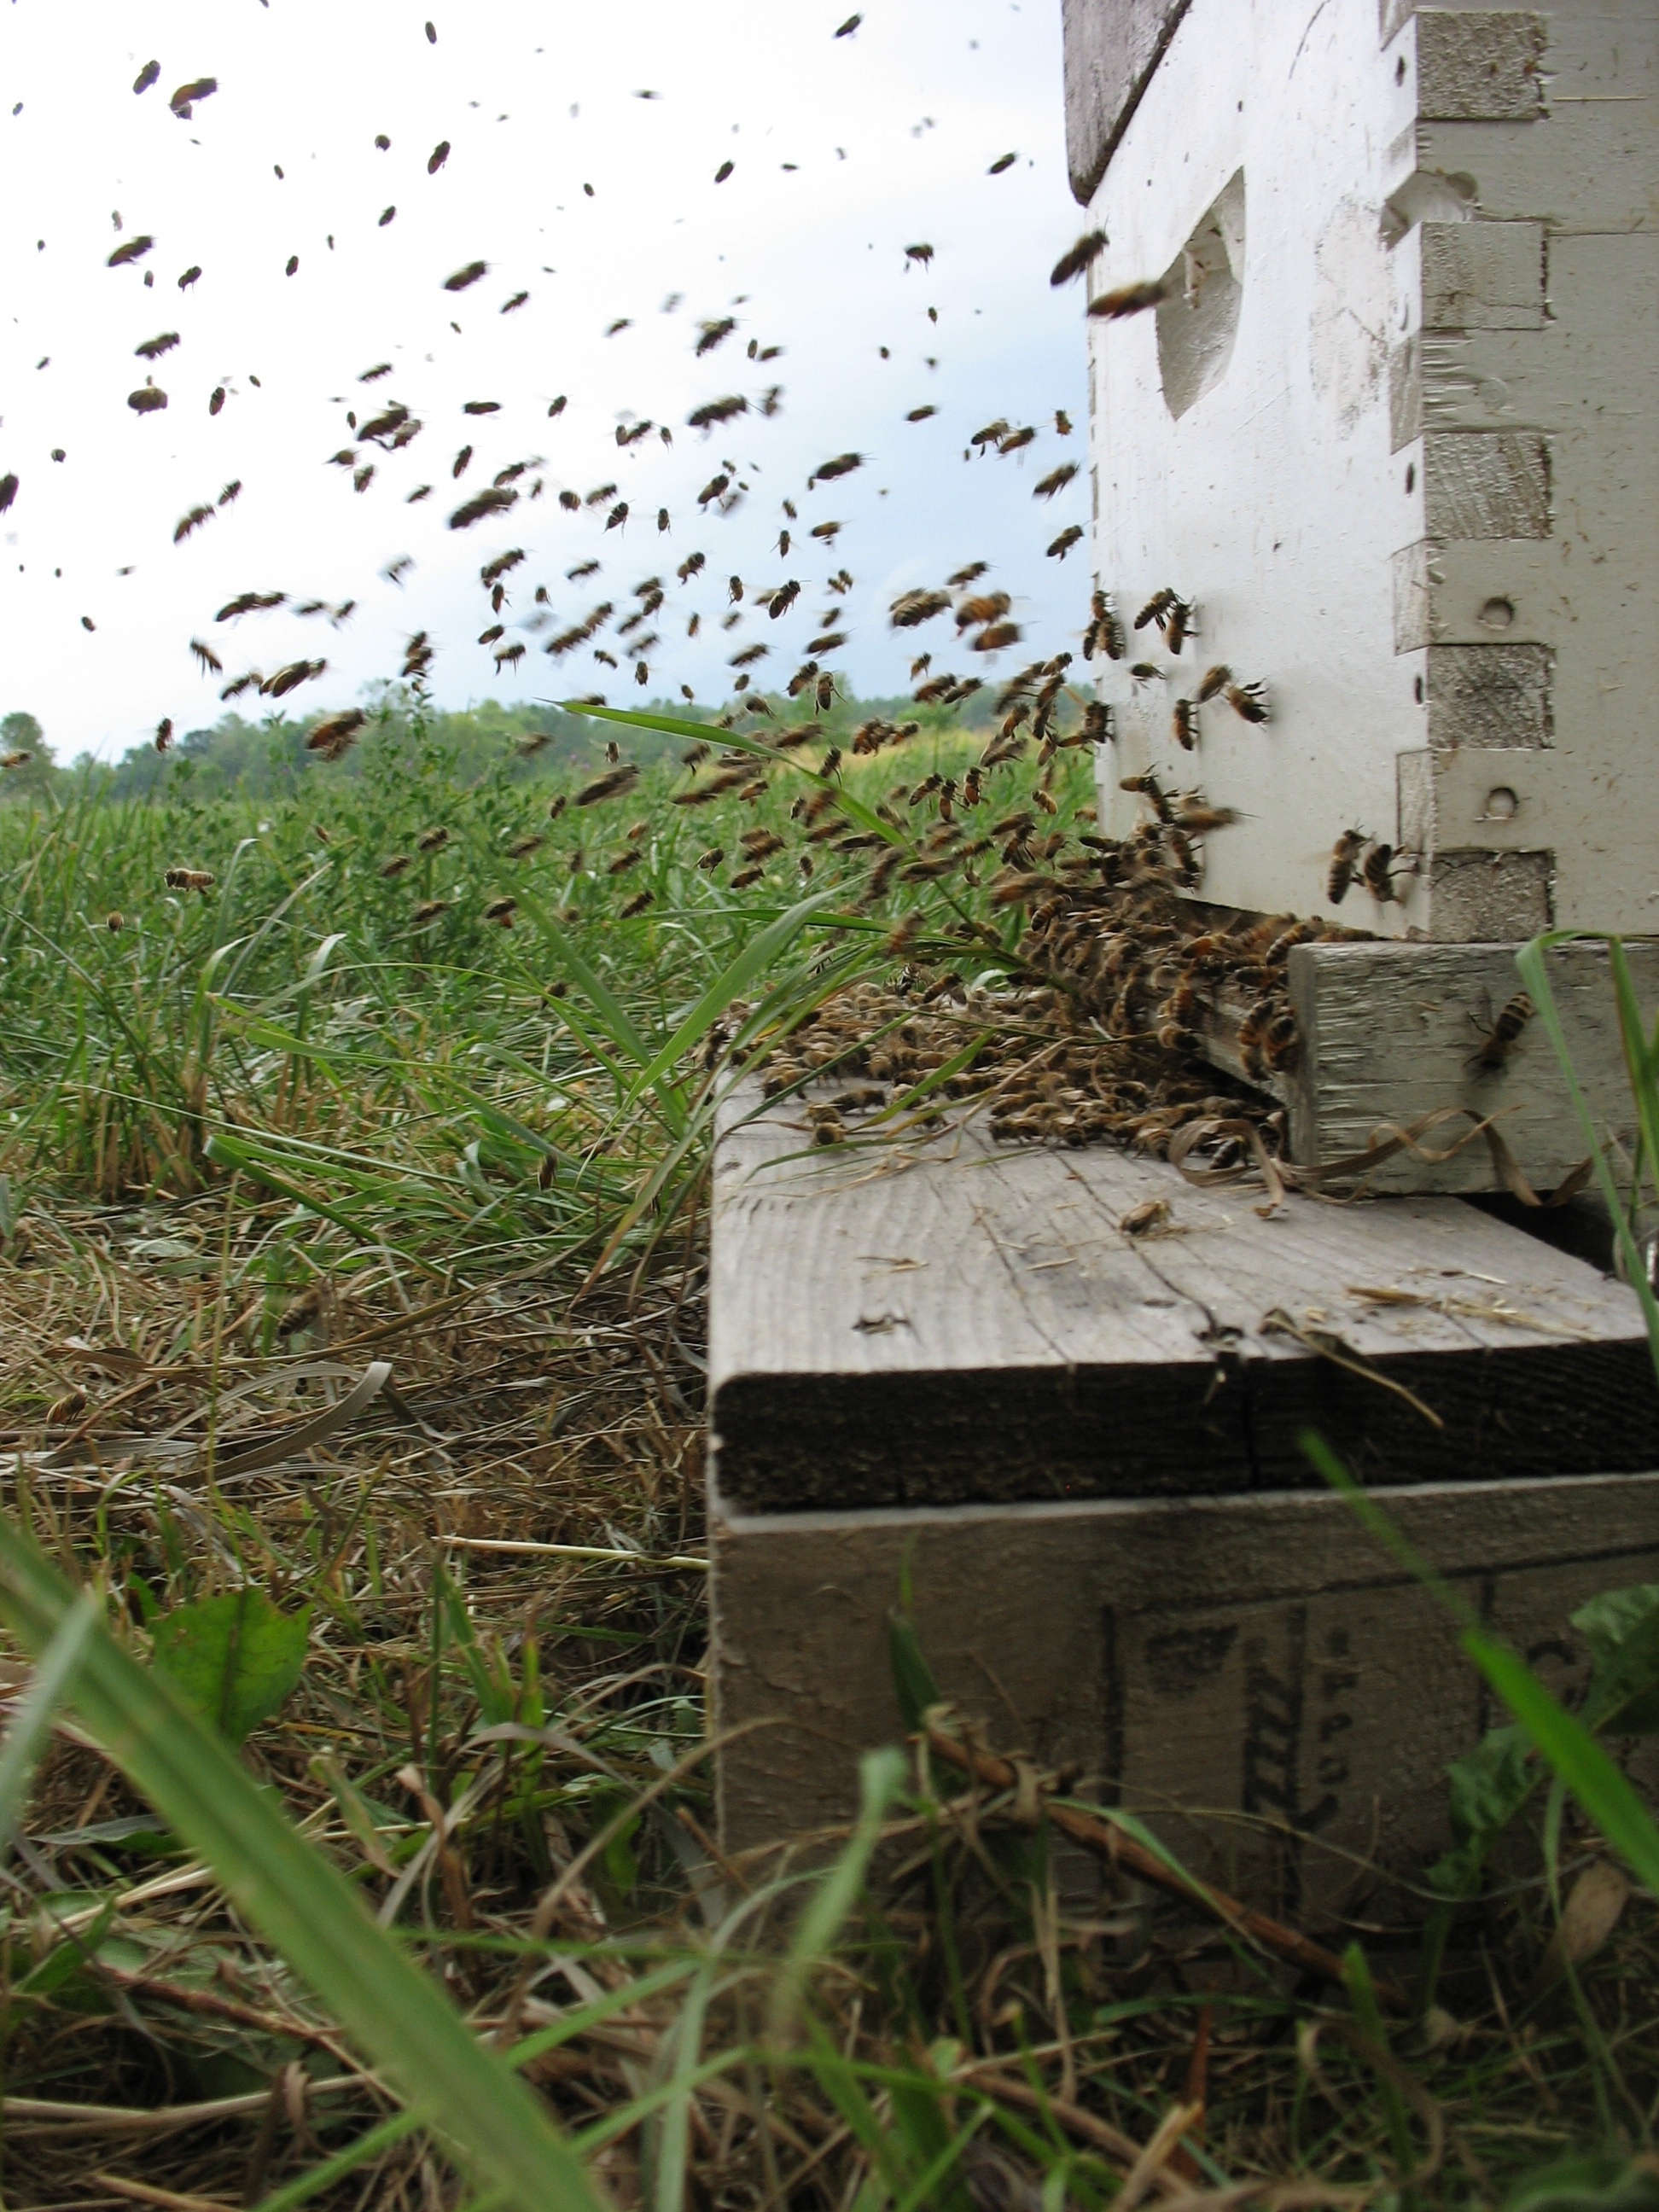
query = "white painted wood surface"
xmin=1071 ymin=0 xmax=1658 ymax=939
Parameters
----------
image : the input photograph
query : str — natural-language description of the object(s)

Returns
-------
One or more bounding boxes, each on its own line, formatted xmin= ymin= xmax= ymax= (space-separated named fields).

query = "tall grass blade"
xmin=1515 ymin=930 xmax=1659 ymax=1379
xmin=0 ymin=1517 xmax=608 ymax=2212
xmin=0 ymin=1590 xmax=100 ymax=1852
xmin=769 ymin=1745 xmax=905 ymax=2041
xmin=1462 ymin=1633 xmax=1659 ymax=1896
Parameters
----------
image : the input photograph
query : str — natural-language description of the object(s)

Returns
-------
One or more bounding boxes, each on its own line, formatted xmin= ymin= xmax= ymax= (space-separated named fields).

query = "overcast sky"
xmin=2 ymin=0 xmax=1090 ymax=761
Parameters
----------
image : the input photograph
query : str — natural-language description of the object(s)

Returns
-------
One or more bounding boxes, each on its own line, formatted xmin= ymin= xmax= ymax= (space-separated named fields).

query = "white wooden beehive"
xmin=1065 ymin=0 xmax=1657 ymax=940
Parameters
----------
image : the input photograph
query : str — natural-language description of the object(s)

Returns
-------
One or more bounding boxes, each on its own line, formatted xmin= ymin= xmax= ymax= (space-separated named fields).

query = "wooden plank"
xmin=708 ymin=1083 xmax=1656 ymax=1515
xmin=1414 ymin=11 xmax=1547 ymax=123
xmin=713 ymin=1471 xmax=1659 ymax=1908
xmin=1421 ymin=220 xmax=1545 ymax=332
xmin=1423 ymin=431 xmax=1551 ymax=540
xmin=1061 ymin=0 xmax=1190 ymax=206
xmin=1284 ymin=937 xmax=1659 ymax=1193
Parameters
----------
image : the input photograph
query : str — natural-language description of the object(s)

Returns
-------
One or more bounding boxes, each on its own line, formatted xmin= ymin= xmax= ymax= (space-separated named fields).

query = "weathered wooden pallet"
xmin=708 ymin=1086 xmax=1659 ymax=1890
xmin=713 ymin=1471 xmax=1659 ymax=1916
xmin=1198 ymin=937 xmax=1659 ymax=1198
xmin=710 ymin=1086 xmax=1657 ymax=1514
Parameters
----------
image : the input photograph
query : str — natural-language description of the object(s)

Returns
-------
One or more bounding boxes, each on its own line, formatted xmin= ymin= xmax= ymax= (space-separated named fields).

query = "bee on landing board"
xmin=1469 ymin=991 xmax=1534 ymax=1073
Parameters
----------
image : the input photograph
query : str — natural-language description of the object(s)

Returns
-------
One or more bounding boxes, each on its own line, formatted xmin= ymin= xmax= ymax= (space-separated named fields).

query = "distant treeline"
xmin=1 ymin=682 xmax=996 ymax=804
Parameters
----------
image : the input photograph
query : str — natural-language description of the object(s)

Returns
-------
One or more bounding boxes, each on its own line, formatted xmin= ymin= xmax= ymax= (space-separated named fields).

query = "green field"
xmin=0 ymin=694 xmax=1653 ymax=2210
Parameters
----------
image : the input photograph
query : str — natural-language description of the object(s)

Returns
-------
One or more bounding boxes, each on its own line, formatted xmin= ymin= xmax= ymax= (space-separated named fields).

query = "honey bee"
xmin=483 ymin=897 xmax=517 ymax=927
xmin=620 ymin=888 xmax=655 ymax=917
xmin=1361 ymin=841 xmax=1398 ymax=903
xmin=1326 ymin=829 xmax=1366 ymax=905
xmin=1166 ymin=829 xmax=1201 ymax=885
xmin=728 ymin=864 xmax=765 ymax=889
xmin=1047 ymin=524 xmax=1085 ymax=559
xmin=1195 ymin=663 xmax=1231 ymax=702
xmin=1227 ymin=682 xmax=1270 ymax=722
xmin=507 ymin=834 xmax=544 ymax=859
xmin=1237 ymin=993 xmax=1275 ymax=1080
xmin=106 ymin=911 xmax=124 ymax=933
xmin=1173 ymin=803 xmax=1242 ymax=833
xmin=416 ymin=826 xmax=451 ymax=853
xmin=1133 ymin=588 xmax=1176 ymax=632
xmin=1172 ymin=698 xmax=1196 ymax=750
xmin=548 ymin=795 xmax=568 ymax=822
xmin=573 ymin=763 xmax=640 ymax=806
xmin=1121 ymin=771 xmax=1173 ymax=824
xmin=1119 ymin=1196 xmax=1171 ymax=1236
xmin=1261 ymin=1007 xmax=1301 ymax=1069
xmin=1163 ymin=597 xmax=1193 ymax=654
xmin=1263 ymin=920 xmax=1321 ymax=968
xmin=696 ymin=846 xmax=725 ymax=872
xmin=380 ymin=855 xmax=413 ymax=878
xmin=1470 ymin=990 xmax=1534 ymax=1072
xmin=410 ymin=899 xmax=451 ymax=928
xmin=1050 ymin=230 xmax=1108 ymax=288
xmin=164 ymin=868 xmax=215 ymax=893
xmin=1088 ymin=279 xmax=1167 ymax=320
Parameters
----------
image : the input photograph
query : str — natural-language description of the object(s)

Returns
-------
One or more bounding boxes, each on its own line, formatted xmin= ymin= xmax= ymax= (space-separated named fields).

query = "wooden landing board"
xmin=712 ymin=1472 xmax=1659 ymax=1913
xmin=1278 ymin=939 xmax=1659 ymax=1196
xmin=709 ymin=1086 xmax=1657 ymax=1514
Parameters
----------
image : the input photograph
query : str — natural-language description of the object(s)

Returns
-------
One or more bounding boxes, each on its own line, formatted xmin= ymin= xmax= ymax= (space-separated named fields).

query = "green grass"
xmin=0 ymin=710 xmax=1653 ymax=2209
xmin=0 ymin=696 xmax=1066 ymax=1278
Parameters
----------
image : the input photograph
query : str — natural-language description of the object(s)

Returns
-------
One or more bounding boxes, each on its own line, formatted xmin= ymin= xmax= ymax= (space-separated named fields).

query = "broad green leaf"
xmin=1464 ymin=1629 xmax=1659 ymax=1897
xmin=1429 ymin=1725 xmax=1535 ymax=1900
xmin=151 ymin=1587 xmax=311 ymax=1746
xmin=0 ymin=1514 xmax=606 ymax=2212
xmin=1575 ymin=1584 xmax=1659 ymax=1733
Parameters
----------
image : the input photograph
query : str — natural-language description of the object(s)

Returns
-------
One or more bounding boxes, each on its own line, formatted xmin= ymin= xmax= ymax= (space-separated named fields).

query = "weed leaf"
xmin=151 ymin=1586 xmax=311 ymax=1745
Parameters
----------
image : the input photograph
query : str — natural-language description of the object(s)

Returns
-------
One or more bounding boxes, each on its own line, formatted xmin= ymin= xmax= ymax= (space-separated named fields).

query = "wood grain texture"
xmin=1421 ymin=220 xmax=1545 ymax=331
xmin=1285 ymin=937 xmax=1659 ymax=1190
xmin=1061 ymin=0 xmax=1190 ymax=205
xmin=1415 ymin=10 xmax=1547 ymax=121
xmin=1425 ymin=643 xmax=1551 ymax=747
xmin=1423 ymin=430 xmax=1551 ymax=540
xmin=709 ymin=1083 xmax=1656 ymax=1513
xmin=713 ymin=1470 xmax=1659 ymax=1906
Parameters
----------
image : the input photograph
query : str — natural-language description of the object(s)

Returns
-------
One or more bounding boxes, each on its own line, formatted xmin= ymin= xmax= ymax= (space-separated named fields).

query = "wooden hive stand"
xmin=708 ymin=1086 xmax=1659 ymax=1920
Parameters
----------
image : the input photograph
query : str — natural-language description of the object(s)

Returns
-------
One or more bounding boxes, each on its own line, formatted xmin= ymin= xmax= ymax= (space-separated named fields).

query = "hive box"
xmin=708 ymin=1090 xmax=1659 ymax=1914
xmin=1064 ymin=0 xmax=1657 ymax=940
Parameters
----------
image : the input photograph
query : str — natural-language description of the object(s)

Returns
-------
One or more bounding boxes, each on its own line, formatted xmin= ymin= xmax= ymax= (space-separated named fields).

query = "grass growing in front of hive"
xmin=0 ymin=697 xmax=1651 ymax=2209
